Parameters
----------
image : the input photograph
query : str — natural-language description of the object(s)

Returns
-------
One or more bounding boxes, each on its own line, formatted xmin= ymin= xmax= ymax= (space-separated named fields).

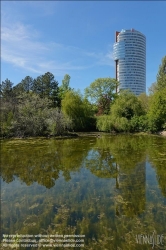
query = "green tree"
xmin=59 ymin=74 xmax=72 ymax=101
xmin=0 ymin=79 xmax=14 ymax=101
xmin=85 ymin=78 xmax=118 ymax=115
xmin=47 ymin=109 xmax=72 ymax=135
xmin=12 ymin=92 xmax=51 ymax=137
xmin=138 ymin=92 xmax=149 ymax=113
xmin=110 ymin=90 xmax=145 ymax=119
xmin=13 ymin=76 xmax=33 ymax=95
xmin=148 ymin=82 xmax=158 ymax=95
xmin=156 ymin=56 xmax=166 ymax=91
xmin=148 ymin=56 xmax=166 ymax=95
xmin=0 ymin=79 xmax=18 ymax=137
xmin=97 ymin=91 xmax=145 ymax=132
xmin=147 ymin=87 xmax=166 ymax=132
xmin=32 ymin=72 xmax=60 ymax=107
xmin=61 ymin=90 xmax=94 ymax=131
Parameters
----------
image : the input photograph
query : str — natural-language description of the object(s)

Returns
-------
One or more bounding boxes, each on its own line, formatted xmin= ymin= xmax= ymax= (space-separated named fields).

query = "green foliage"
xmin=61 ymin=90 xmax=95 ymax=131
xmin=13 ymin=76 xmax=33 ymax=95
xmin=96 ymin=115 xmax=113 ymax=132
xmin=130 ymin=115 xmax=149 ymax=132
xmin=0 ymin=111 xmax=14 ymax=137
xmin=8 ymin=93 xmax=72 ymax=137
xmin=12 ymin=93 xmax=51 ymax=136
xmin=138 ymin=93 xmax=149 ymax=113
xmin=1 ymin=56 xmax=166 ymax=137
xmin=156 ymin=55 xmax=166 ymax=91
xmin=97 ymin=91 xmax=147 ymax=132
xmin=148 ymin=56 xmax=166 ymax=95
xmin=147 ymin=87 xmax=166 ymax=132
xmin=47 ymin=109 xmax=73 ymax=135
xmin=111 ymin=90 xmax=145 ymax=119
xmin=85 ymin=77 xmax=118 ymax=115
xmin=0 ymin=78 xmax=14 ymax=100
xmin=59 ymin=74 xmax=72 ymax=101
xmin=32 ymin=72 xmax=60 ymax=107
xmin=148 ymin=82 xmax=158 ymax=95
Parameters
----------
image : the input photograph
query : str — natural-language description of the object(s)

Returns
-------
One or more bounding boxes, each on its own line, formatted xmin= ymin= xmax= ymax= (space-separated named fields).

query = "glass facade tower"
xmin=113 ymin=29 xmax=146 ymax=95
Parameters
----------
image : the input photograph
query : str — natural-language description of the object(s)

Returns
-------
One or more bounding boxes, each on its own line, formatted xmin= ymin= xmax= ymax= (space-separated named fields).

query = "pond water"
xmin=1 ymin=134 xmax=166 ymax=250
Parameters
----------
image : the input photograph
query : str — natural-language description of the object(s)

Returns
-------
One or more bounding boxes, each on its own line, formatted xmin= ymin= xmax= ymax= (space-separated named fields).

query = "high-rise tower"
xmin=113 ymin=29 xmax=146 ymax=95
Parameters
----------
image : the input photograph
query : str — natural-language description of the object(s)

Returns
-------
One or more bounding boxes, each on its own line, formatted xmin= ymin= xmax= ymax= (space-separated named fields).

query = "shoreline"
xmin=1 ymin=130 xmax=166 ymax=140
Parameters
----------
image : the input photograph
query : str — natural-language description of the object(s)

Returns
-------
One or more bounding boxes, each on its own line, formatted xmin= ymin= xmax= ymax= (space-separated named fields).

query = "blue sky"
xmin=1 ymin=1 xmax=166 ymax=94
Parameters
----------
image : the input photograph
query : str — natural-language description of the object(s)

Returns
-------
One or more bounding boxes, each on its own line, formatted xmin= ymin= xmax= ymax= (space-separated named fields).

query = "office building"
xmin=113 ymin=29 xmax=146 ymax=95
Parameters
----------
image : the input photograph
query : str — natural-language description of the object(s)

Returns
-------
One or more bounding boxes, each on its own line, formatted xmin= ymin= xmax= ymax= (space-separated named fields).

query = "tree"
xmin=13 ymin=76 xmax=33 ymax=95
xmin=59 ymin=74 xmax=72 ymax=101
xmin=13 ymin=93 xmax=51 ymax=136
xmin=97 ymin=90 xmax=145 ymax=132
xmin=156 ymin=56 xmax=166 ymax=91
xmin=148 ymin=82 xmax=158 ymax=95
xmin=0 ymin=79 xmax=14 ymax=100
xmin=32 ymin=72 xmax=60 ymax=107
xmin=147 ymin=87 xmax=166 ymax=132
xmin=61 ymin=90 xmax=94 ymax=131
xmin=148 ymin=56 xmax=166 ymax=95
xmin=61 ymin=74 xmax=71 ymax=92
xmin=46 ymin=109 xmax=72 ymax=135
xmin=0 ymin=79 xmax=18 ymax=136
xmin=111 ymin=90 xmax=145 ymax=120
xmin=138 ymin=92 xmax=149 ymax=113
xmin=84 ymin=78 xmax=118 ymax=115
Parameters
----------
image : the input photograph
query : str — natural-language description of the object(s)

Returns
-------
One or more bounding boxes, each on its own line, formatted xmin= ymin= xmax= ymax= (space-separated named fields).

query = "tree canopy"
xmin=147 ymin=87 xmax=166 ymax=132
xmin=85 ymin=77 xmax=118 ymax=114
xmin=59 ymin=74 xmax=72 ymax=101
xmin=61 ymin=90 xmax=95 ymax=131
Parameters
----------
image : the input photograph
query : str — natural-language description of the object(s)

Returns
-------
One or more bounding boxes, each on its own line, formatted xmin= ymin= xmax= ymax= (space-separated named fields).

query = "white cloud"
xmin=1 ymin=19 xmax=114 ymax=76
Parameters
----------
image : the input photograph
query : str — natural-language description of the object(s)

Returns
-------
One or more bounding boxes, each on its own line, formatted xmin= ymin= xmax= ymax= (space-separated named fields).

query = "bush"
xmin=130 ymin=115 xmax=149 ymax=132
xmin=96 ymin=115 xmax=113 ymax=132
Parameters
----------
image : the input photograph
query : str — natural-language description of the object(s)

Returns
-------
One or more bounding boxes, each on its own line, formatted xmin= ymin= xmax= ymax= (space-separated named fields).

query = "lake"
xmin=1 ymin=134 xmax=166 ymax=250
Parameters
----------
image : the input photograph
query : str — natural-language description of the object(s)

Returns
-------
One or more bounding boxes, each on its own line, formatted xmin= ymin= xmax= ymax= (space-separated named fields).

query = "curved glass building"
xmin=113 ymin=29 xmax=146 ymax=95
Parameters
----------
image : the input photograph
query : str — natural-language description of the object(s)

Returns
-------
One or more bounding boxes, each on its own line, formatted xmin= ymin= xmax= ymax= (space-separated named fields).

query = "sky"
xmin=1 ymin=1 xmax=166 ymax=94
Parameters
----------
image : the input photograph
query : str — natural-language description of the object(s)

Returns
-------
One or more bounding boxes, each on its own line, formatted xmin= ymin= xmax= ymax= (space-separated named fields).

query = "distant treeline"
xmin=0 ymin=56 xmax=166 ymax=138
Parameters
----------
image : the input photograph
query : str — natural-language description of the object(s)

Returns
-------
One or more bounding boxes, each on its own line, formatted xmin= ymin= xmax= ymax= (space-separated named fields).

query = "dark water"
xmin=1 ymin=134 xmax=166 ymax=250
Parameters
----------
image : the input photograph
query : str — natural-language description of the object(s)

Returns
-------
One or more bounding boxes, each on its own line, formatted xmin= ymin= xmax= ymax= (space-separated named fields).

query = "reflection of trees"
xmin=1 ymin=135 xmax=166 ymax=250
xmin=86 ymin=135 xmax=147 ymax=217
xmin=1 ymin=138 xmax=94 ymax=188
xmin=85 ymin=149 xmax=118 ymax=179
xmin=115 ymin=162 xmax=146 ymax=217
xmin=147 ymin=136 xmax=166 ymax=198
xmin=94 ymin=135 xmax=147 ymax=173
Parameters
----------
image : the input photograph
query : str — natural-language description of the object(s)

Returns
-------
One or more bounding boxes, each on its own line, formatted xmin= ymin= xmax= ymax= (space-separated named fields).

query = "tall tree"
xmin=149 ymin=56 xmax=166 ymax=94
xmin=61 ymin=90 xmax=93 ymax=131
xmin=147 ymin=87 xmax=166 ymax=132
xmin=0 ymin=79 xmax=17 ymax=136
xmin=0 ymin=79 xmax=14 ymax=101
xmin=156 ymin=56 xmax=166 ymax=91
xmin=59 ymin=74 xmax=72 ymax=100
xmin=85 ymin=78 xmax=118 ymax=115
xmin=0 ymin=78 xmax=18 ymax=111
xmin=138 ymin=92 xmax=149 ymax=113
xmin=32 ymin=72 xmax=60 ymax=107
xmin=62 ymin=74 xmax=71 ymax=89
xmin=13 ymin=76 xmax=33 ymax=94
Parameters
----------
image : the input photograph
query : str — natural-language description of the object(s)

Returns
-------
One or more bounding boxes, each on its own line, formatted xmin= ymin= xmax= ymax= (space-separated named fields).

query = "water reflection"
xmin=1 ymin=135 xmax=166 ymax=249
xmin=115 ymin=162 xmax=146 ymax=217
